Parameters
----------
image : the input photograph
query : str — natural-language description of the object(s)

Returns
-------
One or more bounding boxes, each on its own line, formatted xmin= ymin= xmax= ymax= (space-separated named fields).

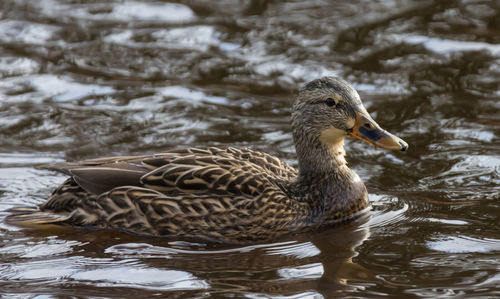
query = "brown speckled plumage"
xmin=8 ymin=77 xmax=407 ymax=243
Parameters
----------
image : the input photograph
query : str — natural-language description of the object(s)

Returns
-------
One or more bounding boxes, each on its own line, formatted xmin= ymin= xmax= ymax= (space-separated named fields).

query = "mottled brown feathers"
xmin=8 ymin=77 xmax=375 ymax=244
xmin=8 ymin=145 xmax=368 ymax=243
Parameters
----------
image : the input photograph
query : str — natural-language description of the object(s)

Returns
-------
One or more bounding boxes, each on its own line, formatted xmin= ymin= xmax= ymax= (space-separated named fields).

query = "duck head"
xmin=291 ymin=76 xmax=407 ymax=173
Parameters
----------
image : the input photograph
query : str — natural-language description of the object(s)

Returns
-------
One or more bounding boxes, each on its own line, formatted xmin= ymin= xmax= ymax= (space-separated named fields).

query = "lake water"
xmin=0 ymin=0 xmax=499 ymax=297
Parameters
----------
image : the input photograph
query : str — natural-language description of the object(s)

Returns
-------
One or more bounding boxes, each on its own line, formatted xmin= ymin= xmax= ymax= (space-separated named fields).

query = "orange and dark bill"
xmin=347 ymin=111 xmax=408 ymax=152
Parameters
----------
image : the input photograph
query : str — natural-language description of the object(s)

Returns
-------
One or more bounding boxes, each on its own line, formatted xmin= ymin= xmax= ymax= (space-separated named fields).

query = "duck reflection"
xmin=111 ymin=219 xmax=372 ymax=296
xmin=10 ymin=217 xmax=373 ymax=297
xmin=313 ymin=221 xmax=374 ymax=295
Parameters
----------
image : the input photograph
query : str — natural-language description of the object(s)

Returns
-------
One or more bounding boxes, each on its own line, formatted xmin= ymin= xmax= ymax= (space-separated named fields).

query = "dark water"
xmin=0 ymin=0 xmax=499 ymax=297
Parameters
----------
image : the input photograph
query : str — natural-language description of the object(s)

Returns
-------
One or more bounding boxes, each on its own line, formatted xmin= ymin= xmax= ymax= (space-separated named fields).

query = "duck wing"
xmin=39 ymin=147 xmax=297 ymax=197
xmin=19 ymin=147 xmax=301 ymax=241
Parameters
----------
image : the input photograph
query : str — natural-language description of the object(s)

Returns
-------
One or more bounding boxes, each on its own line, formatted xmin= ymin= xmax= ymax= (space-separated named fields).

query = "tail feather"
xmin=6 ymin=206 xmax=71 ymax=225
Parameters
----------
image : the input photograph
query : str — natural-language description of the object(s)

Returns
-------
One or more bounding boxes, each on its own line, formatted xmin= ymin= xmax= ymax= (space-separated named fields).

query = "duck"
xmin=8 ymin=76 xmax=408 ymax=244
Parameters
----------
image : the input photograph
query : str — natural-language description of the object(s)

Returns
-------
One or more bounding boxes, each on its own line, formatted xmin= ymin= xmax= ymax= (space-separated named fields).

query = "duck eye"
xmin=325 ymin=97 xmax=336 ymax=107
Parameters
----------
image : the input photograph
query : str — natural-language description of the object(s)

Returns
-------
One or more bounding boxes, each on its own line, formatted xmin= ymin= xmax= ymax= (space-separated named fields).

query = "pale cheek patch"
xmin=319 ymin=126 xmax=346 ymax=145
xmin=346 ymin=117 xmax=355 ymax=129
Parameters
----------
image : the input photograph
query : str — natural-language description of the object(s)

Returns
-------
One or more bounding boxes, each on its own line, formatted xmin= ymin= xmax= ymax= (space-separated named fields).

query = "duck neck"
xmin=291 ymin=133 xmax=368 ymax=221
xmin=295 ymin=135 xmax=349 ymax=180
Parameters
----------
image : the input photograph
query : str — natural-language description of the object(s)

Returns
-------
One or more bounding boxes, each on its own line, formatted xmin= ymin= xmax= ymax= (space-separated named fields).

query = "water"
xmin=0 ymin=0 xmax=499 ymax=297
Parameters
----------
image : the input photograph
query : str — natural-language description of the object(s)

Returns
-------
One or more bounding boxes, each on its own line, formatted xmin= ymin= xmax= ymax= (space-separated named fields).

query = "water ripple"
xmin=1 ymin=0 xmax=499 ymax=297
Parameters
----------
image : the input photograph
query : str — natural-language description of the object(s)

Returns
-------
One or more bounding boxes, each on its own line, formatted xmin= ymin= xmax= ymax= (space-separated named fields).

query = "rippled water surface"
xmin=0 ymin=0 xmax=499 ymax=297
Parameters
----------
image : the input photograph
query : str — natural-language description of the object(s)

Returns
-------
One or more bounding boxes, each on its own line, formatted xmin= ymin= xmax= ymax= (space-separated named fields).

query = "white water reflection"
xmin=160 ymin=86 xmax=229 ymax=105
xmin=0 ymin=57 xmax=40 ymax=77
xmin=29 ymin=75 xmax=115 ymax=102
xmin=104 ymin=26 xmax=240 ymax=52
xmin=278 ymin=263 xmax=324 ymax=280
xmin=393 ymin=35 xmax=500 ymax=56
xmin=109 ymin=2 xmax=196 ymax=22
xmin=36 ymin=0 xmax=196 ymax=23
xmin=0 ymin=20 xmax=59 ymax=45
xmin=0 ymin=237 xmax=84 ymax=258
xmin=427 ymin=236 xmax=500 ymax=253
xmin=152 ymin=26 xmax=236 ymax=51
xmin=426 ymin=218 xmax=468 ymax=225
xmin=72 ymin=267 xmax=209 ymax=291
xmin=2 ymin=255 xmax=208 ymax=291
xmin=0 ymin=75 xmax=115 ymax=103
xmin=266 ymin=242 xmax=321 ymax=259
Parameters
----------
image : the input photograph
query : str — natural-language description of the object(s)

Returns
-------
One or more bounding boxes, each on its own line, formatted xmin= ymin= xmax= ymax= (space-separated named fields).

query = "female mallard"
xmin=8 ymin=77 xmax=407 ymax=243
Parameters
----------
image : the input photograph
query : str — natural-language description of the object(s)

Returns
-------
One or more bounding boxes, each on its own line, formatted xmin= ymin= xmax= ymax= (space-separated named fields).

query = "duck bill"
xmin=348 ymin=111 xmax=408 ymax=152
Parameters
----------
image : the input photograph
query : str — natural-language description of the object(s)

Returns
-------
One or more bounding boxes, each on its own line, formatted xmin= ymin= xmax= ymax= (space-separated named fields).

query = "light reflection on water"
xmin=0 ymin=0 xmax=499 ymax=297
